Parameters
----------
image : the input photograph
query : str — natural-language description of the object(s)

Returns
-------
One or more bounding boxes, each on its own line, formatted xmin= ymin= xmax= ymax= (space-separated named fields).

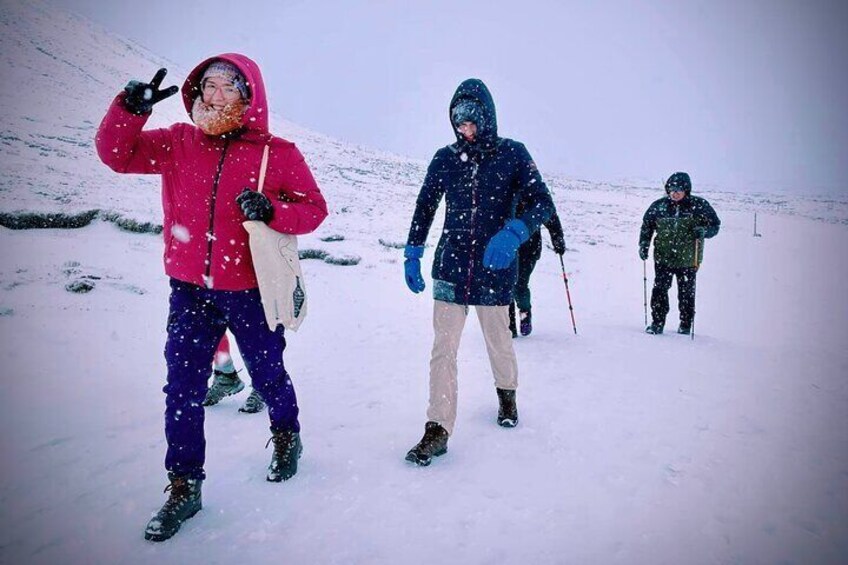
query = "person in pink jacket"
xmin=96 ymin=54 xmax=328 ymax=542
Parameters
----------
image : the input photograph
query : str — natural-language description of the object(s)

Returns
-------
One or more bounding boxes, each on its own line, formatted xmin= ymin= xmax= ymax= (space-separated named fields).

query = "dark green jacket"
xmin=639 ymin=195 xmax=720 ymax=268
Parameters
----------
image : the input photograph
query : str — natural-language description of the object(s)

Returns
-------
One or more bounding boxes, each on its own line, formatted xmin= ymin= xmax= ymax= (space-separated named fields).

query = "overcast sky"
xmin=56 ymin=0 xmax=847 ymax=195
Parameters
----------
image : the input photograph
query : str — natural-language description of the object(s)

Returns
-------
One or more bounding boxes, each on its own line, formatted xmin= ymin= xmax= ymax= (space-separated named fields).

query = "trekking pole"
xmin=558 ymin=254 xmax=578 ymax=335
xmin=691 ymin=238 xmax=700 ymax=341
xmin=643 ymin=260 xmax=648 ymax=327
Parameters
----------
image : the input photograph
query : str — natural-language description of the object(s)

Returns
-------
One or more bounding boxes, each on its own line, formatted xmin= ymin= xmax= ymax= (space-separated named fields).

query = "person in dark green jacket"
xmin=639 ymin=172 xmax=720 ymax=334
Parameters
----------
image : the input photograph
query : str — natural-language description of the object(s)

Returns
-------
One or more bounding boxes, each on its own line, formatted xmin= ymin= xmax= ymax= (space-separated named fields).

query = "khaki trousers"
xmin=427 ymin=300 xmax=518 ymax=435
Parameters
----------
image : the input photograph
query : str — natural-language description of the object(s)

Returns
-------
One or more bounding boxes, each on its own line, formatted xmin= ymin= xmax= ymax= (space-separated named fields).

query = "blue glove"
xmin=639 ymin=246 xmax=649 ymax=261
xmin=483 ymin=220 xmax=530 ymax=270
xmin=694 ymin=226 xmax=707 ymax=239
xmin=404 ymin=245 xmax=425 ymax=293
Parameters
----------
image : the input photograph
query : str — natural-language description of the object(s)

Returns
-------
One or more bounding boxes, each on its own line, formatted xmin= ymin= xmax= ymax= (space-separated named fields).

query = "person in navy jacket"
xmin=403 ymin=79 xmax=555 ymax=465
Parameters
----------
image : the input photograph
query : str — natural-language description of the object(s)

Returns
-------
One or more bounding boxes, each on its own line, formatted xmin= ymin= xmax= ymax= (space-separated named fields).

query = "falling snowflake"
xmin=172 ymin=224 xmax=191 ymax=243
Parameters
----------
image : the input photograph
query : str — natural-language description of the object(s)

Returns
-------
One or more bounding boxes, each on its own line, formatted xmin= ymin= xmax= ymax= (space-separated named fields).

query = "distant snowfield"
xmin=1 ymin=202 xmax=846 ymax=564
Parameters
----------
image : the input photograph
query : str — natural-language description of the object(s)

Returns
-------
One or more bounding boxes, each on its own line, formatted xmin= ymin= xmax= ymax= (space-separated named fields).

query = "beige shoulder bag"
xmin=243 ymin=145 xmax=307 ymax=331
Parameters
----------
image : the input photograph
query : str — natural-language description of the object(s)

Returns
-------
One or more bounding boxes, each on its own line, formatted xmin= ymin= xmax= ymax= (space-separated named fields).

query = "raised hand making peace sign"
xmin=123 ymin=68 xmax=179 ymax=115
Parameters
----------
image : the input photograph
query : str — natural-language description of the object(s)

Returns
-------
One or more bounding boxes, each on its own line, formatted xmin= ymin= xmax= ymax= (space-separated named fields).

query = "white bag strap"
xmin=257 ymin=144 xmax=270 ymax=195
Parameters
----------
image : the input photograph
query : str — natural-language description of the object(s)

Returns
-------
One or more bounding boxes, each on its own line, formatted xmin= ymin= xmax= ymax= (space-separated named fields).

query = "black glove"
xmin=639 ymin=246 xmax=649 ymax=261
xmin=694 ymin=226 xmax=707 ymax=239
xmin=123 ymin=68 xmax=179 ymax=115
xmin=236 ymin=188 xmax=274 ymax=223
xmin=551 ymin=235 xmax=566 ymax=255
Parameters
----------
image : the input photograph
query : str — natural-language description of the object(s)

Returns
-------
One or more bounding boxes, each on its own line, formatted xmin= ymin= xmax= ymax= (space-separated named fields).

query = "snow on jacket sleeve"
xmin=513 ymin=143 xmax=554 ymax=234
xmin=95 ymin=93 xmax=173 ymax=174
xmin=406 ymin=150 xmax=447 ymax=248
xmin=264 ymin=142 xmax=328 ymax=235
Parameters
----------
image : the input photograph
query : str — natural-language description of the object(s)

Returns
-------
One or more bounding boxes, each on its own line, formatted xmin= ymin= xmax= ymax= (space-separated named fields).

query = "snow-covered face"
xmin=669 ymin=189 xmax=686 ymax=202
xmin=456 ymin=121 xmax=477 ymax=142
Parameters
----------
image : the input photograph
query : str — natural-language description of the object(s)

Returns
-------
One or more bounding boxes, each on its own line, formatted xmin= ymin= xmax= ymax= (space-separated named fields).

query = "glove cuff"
xmin=503 ymin=219 xmax=530 ymax=244
xmin=404 ymin=245 xmax=424 ymax=259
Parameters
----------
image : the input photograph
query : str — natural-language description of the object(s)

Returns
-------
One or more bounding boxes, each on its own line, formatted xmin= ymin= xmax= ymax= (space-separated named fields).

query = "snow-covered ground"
xmin=0 ymin=203 xmax=848 ymax=563
xmin=1 ymin=1 xmax=847 ymax=564
xmin=1 ymin=206 xmax=847 ymax=565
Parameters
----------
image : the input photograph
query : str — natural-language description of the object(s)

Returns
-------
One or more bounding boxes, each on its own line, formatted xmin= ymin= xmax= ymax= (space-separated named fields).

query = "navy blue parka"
xmin=406 ymin=79 xmax=555 ymax=306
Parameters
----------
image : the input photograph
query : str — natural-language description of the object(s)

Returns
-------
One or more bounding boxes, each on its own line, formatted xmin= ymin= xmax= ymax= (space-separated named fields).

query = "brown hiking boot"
xmin=405 ymin=421 xmax=449 ymax=466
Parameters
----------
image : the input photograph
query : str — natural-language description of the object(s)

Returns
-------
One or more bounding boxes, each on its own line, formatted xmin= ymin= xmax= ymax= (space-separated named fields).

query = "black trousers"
xmin=513 ymin=244 xmax=539 ymax=312
xmin=651 ymin=263 xmax=698 ymax=327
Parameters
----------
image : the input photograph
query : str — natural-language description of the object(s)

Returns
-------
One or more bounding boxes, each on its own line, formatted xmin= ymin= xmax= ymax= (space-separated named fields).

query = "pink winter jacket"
xmin=96 ymin=53 xmax=328 ymax=291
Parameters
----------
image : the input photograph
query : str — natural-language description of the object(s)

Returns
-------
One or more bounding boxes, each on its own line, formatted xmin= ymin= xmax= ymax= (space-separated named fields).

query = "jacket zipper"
xmin=203 ymin=139 xmax=231 ymax=288
xmin=463 ymin=161 xmax=480 ymax=304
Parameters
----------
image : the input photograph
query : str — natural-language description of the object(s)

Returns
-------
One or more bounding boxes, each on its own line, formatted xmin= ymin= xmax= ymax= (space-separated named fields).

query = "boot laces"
xmin=266 ymin=431 xmax=294 ymax=454
xmin=161 ymin=477 xmax=194 ymax=511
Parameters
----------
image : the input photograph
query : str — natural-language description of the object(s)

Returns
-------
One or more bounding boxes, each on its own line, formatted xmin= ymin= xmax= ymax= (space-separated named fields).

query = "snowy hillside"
xmin=1 ymin=1 xmax=845 ymax=243
xmin=0 ymin=0 xmax=426 ymax=252
xmin=1 ymin=1 xmax=847 ymax=565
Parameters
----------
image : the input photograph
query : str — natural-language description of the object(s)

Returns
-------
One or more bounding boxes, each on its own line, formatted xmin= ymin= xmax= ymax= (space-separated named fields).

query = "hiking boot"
xmin=677 ymin=324 xmax=691 ymax=335
xmin=405 ymin=421 xmax=449 ymax=466
xmin=238 ymin=388 xmax=266 ymax=414
xmin=645 ymin=322 xmax=664 ymax=335
xmin=144 ymin=474 xmax=202 ymax=542
xmin=202 ymin=370 xmax=245 ymax=406
xmin=519 ymin=309 xmax=532 ymax=336
xmin=497 ymin=388 xmax=518 ymax=427
xmin=266 ymin=429 xmax=303 ymax=482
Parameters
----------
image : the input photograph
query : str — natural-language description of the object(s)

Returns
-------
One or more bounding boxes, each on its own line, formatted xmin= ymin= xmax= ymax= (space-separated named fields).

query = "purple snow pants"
xmin=163 ymin=278 xmax=300 ymax=480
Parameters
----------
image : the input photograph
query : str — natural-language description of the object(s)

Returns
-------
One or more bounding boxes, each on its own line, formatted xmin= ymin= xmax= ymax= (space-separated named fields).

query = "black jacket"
xmin=518 ymin=200 xmax=564 ymax=262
